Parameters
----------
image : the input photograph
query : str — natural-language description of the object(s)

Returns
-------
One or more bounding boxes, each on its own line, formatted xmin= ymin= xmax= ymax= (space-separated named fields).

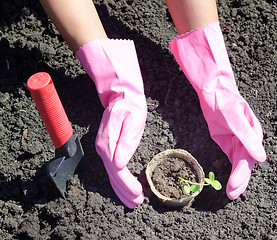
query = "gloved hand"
xmin=169 ymin=21 xmax=266 ymax=200
xmin=76 ymin=39 xmax=147 ymax=208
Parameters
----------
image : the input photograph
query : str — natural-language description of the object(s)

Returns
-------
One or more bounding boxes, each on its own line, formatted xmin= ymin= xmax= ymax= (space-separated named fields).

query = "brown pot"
xmin=146 ymin=149 xmax=205 ymax=207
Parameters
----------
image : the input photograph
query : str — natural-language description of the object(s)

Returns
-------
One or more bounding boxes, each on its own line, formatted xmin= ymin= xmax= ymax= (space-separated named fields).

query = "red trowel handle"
xmin=27 ymin=72 xmax=73 ymax=149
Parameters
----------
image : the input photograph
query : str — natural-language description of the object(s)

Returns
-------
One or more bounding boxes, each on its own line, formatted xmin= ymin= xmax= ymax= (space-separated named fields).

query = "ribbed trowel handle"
xmin=27 ymin=72 xmax=73 ymax=149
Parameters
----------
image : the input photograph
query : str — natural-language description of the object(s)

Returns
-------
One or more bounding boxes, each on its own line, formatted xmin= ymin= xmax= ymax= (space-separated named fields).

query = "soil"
xmin=151 ymin=157 xmax=199 ymax=199
xmin=0 ymin=0 xmax=276 ymax=239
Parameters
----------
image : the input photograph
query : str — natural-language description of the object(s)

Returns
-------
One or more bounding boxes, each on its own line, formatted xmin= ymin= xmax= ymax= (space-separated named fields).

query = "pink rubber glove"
xmin=76 ymin=39 xmax=147 ymax=208
xmin=169 ymin=21 xmax=266 ymax=200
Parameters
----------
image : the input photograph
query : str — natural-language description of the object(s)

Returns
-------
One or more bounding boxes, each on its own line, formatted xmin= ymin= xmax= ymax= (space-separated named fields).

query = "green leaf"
xmin=184 ymin=186 xmax=191 ymax=193
xmin=211 ymin=180 xmax=222 ymax=190
xmin=209 ymin=172 xmax=215 ymax=181
xmin=205 ymin=178 xmax=211 ymax=184
xmin=190 ymin=184 xmax=200 ymax=192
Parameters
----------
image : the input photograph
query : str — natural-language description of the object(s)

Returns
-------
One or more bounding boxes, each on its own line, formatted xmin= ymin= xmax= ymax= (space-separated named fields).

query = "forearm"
xmin=165 ymin=0 xmax=218 ymax=35
xmin=40 ymin=0 xmax=107 ymax=52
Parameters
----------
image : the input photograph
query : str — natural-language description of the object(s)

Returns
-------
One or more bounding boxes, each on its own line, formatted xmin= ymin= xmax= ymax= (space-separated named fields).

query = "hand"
xmin=169 ymin=21 xmax=266 ymax=200
xmin=76 ymin=39 xmax=147 ymax=208
xmin=96 ymin=98 xmax=147 ymax=208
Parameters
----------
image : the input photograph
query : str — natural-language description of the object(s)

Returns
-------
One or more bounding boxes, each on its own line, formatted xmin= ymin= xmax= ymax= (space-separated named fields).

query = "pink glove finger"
xmin=95 ymin=104 xmax=126 ymax=167
xmin=101 ymin=160 xmax=144 ymax=207
xmin=96 ymin=99 xmax=147 ymax=170
xmin=241 ymin=102 xmax=266 ymax=162
xmin=113 ymin=100 xmax=147 ymax=169
xmin=227 ymin=175 xmax=250 ymax=200
xmin=109 ymin=182 xmax=136 ymax=208
xmin=100 ymin=156 xmax=143 ymax=197
xmin=226 ymin=140 xmax=256 ymax=199
xmin=110 ymin=179 xmax=144 ymax=208
xmin=204 ymin=90 xmax=266 ymax=163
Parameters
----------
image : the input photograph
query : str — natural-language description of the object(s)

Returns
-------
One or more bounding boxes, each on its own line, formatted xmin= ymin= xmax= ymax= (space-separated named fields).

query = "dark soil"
xmin=152 ymin=157 xmax=199 ymax=199
xmin=0 ymin=0 xmax=276 ymax=239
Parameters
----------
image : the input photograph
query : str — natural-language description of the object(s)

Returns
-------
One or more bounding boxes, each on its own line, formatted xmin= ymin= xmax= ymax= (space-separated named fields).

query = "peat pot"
xmin=146 ymin=149 xmax=205 ymax=207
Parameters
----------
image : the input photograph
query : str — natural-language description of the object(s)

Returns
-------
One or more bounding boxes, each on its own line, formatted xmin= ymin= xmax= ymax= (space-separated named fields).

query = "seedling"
xmin=178 ymin=172 xmax=222 ymax=194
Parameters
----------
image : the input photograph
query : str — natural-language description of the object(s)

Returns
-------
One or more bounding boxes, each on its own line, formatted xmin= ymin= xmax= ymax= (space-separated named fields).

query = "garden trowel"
xmin=27 ymin=72 xmax=84 ymax=197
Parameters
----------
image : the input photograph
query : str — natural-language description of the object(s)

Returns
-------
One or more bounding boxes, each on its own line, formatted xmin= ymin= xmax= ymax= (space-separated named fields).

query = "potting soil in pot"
xmin=151 ymin=157 xmax=199 ymax=199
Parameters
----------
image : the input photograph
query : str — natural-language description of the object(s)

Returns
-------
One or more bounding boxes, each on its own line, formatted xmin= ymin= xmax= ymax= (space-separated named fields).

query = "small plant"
xmin=178 ymin=172 xmax=222 ymax=194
